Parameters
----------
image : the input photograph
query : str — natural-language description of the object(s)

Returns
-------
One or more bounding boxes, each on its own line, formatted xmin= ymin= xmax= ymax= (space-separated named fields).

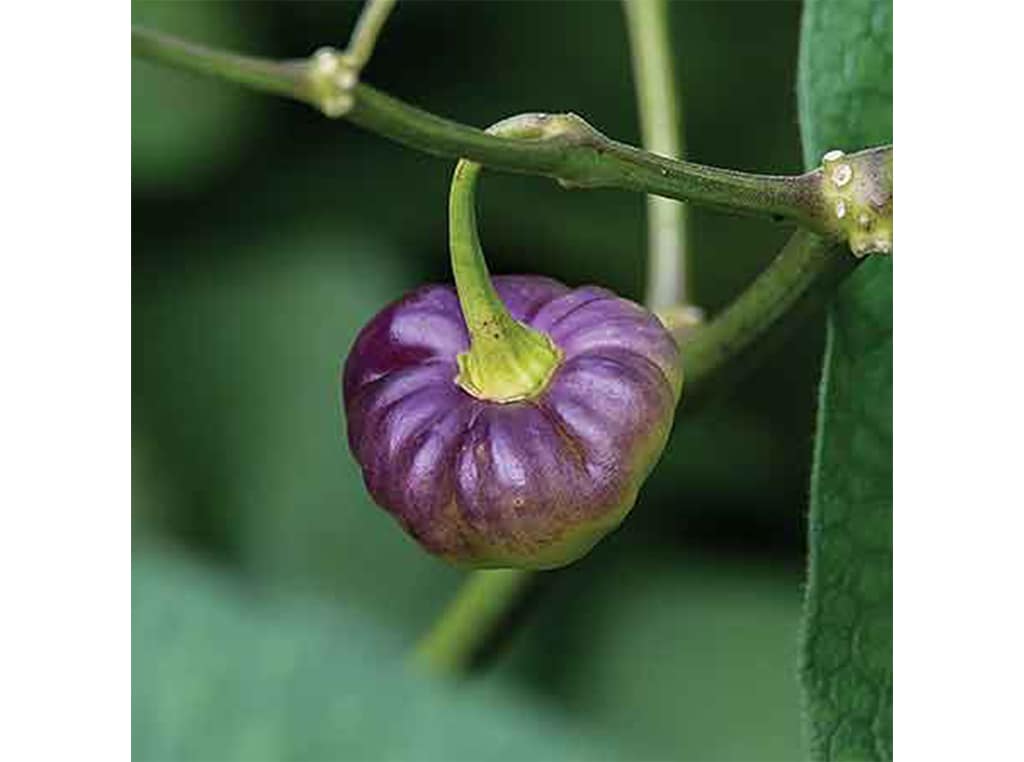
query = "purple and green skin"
xmin=343 ymin=275 xmax=682 ymax=569
xmin=342 ymin=118 xmax=682 ymax=570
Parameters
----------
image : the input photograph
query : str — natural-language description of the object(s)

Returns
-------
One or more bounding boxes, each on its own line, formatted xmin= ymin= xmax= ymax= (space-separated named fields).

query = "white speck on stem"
xmin=832 ymin=164 xmax=853 ymax=187
xmin=313 ymin=47 xmax=339 ymax=73
xmin=835 ymin=199 xmax=847 ymax=219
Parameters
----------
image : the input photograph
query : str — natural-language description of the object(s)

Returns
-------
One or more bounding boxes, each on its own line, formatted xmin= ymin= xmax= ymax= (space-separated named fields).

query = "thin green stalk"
xmin=413 ymin=569 xmax=532 ymax=673
xmin=678 ymin=229 xmax=858 ymax=402
xmin=623 ymin=0 xmax=690 ymax=308
xmin=342 ymin=0 xmax=397 ymax=70
xmin=448 ymin=117 xmax=568 ymax=404
xmin=131 ymin=25 xmax=829 ymax=232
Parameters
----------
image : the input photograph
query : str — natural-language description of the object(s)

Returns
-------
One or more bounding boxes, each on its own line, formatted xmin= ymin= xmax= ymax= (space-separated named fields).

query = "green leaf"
xmin=132 ymin=547 xmax=609 ymax=761
xmin=798 ymin=0 xmax=892 ymax=759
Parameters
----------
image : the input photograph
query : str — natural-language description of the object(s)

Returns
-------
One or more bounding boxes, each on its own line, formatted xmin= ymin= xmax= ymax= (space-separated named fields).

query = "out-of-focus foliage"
xmin=798 ymin=0 xmax=893 ymax=758
xmin=133 ymin=549 xmax=611 ymax=761
xmin=131 ymin=0 xmax=257 ymax=191
xmin=132 ymin=2 xmax=842 ymax=760
xmin=133 ymin=227 xmax=462 ymax=631
xmin=502 ymin=552 xmax=806 ymax=761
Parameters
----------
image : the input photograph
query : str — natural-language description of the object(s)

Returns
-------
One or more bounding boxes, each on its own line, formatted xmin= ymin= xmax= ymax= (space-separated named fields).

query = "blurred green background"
xmin=132 ymin=1 xmax=821 ymax=759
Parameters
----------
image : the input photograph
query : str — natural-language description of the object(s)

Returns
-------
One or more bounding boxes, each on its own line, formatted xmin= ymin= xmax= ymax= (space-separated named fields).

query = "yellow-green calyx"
xmin=819 ymin=145 xmax=893 ymax=257
xmin=448 ymin=117 xmax=585 ymax=403
xmin=456 ymin=316 xmax=562 ymax=403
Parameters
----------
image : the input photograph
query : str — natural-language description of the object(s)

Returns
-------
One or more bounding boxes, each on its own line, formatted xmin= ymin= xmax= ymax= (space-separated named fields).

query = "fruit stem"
xmin=448 ymin=117 xmax=584 ymax=402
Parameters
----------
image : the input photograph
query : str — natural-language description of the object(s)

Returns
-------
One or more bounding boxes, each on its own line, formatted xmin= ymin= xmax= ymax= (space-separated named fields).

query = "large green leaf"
xmin=133 ymin=547 xmax=608 ymax=761
xmin=798 ymin=0 xmax=892 ymax=759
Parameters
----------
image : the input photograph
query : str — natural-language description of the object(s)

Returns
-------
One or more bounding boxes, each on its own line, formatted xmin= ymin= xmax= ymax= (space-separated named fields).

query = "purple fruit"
xmin=342 ymin=274 xmax=682 ymax=569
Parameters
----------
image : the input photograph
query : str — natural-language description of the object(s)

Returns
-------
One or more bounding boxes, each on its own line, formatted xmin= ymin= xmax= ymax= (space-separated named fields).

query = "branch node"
xmin=309 ymin=47 xmax=358 ymax=118
xmin=818 ymin=146 xmax=893 ymax=257
xmin=484 ymin=112 xmax=601 ymax=146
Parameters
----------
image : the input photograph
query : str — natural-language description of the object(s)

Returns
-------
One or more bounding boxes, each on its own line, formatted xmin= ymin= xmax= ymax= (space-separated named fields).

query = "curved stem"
xmin=448 ymin=160 xmax=503 ymax=339
xmin=131 ymin=25 xmax=827 ymax=231
xmin=623 ymin=0 xmax=690 ymax=308
xmin=448 ymin=118 xmax=564 ymax=402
